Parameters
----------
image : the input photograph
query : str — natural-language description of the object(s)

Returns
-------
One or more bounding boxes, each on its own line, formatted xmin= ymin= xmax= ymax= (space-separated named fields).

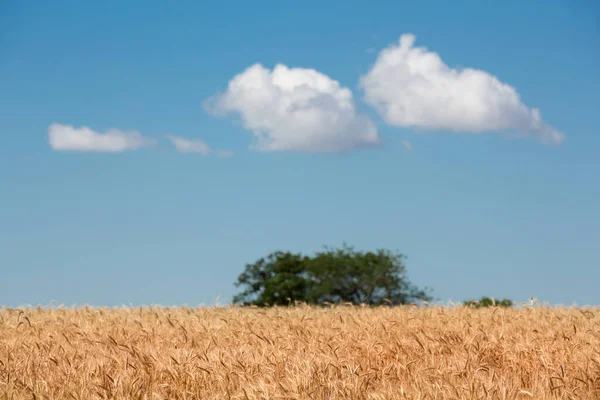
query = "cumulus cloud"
xmin=359 ymin=34 xmax=564 ymax=144
xmin=167 ymin=135 xmax=233 ymax=157
xmin=48 ymin=123 xmax=155 ymax=152
xmin=206 ymin=63 xmax=380 ymax=152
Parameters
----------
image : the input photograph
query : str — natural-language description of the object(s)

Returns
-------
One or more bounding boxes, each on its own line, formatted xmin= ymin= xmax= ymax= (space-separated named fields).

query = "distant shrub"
xmin=463 ymin=296 xmax=514 ymax=308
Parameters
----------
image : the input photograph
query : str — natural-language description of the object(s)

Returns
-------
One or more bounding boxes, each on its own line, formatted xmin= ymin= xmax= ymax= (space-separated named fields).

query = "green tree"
xmin=233 ymin=244 xmax=432 ymax=306
xmin=463 ymin=296 xmax=514 ymax=308
xmin=232 ymin=251 xmax=309 ymax=306
xmin=307 ymin=245 xmax=431 ymax=305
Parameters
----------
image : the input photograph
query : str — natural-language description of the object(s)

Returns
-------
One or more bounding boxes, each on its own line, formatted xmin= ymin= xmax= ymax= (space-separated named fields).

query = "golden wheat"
xmin=1 ymin=305 xmax=599 ymax=399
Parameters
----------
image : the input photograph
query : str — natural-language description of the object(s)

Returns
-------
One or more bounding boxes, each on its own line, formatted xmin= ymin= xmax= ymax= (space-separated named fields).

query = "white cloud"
xmin=402 ymin=140 xmax=413 ymax=151
xmin=167 ymin=135 xmax=211 ymax=155
xmin=48 ymin=123 xmax=155 ymax=152
xmin=166 ymin=135 xmax=233 ymax=157
xmin=359 ymin=34 xmax=564 ymax=144
xmin=206 ymin=63 xmax=380 ymax=152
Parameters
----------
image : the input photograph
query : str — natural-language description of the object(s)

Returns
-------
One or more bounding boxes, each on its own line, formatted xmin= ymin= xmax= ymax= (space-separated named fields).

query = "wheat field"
xmin=1 ymin=304 xmax=599 ymax=399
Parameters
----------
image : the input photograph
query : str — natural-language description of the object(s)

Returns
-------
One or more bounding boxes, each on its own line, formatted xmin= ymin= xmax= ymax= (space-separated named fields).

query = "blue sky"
xmin=1 ymin=1 xmax=599 ymax=307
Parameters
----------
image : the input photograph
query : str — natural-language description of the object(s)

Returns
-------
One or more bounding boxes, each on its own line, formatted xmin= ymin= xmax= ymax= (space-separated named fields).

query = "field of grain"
xmin=1 ymin=305 xmax=599 ymax=399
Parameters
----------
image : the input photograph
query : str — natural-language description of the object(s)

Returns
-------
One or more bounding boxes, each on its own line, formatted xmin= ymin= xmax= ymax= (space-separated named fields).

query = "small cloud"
xmin=206 ymin=63 xmax=380 ymax=153
xmin=48 ymin=123 xmax=155 ymax=152
xmin=402 ymin=140 xmax=413 ymax=151
xmin=167 ymin=135 xmax=211 ymax=155
xmin=166 ymin=135 xmax=233 ymax=157
xmin=359 ymin=34 xmax=564 ymax=145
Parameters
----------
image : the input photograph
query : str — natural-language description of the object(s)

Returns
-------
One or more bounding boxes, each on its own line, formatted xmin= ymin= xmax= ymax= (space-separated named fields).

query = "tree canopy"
xmin=233 ymin=244 xmax=432 ymax=306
